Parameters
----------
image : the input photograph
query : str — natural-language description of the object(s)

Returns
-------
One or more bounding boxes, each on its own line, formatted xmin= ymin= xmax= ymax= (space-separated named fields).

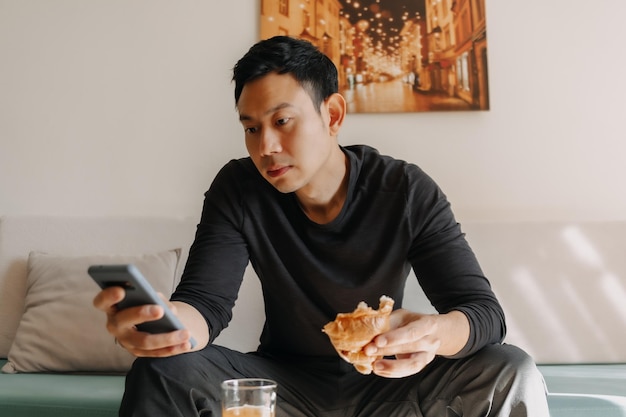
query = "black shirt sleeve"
xmin=170 ymin=160 xmax=250 ymax=344
xmin=404 ymin=164 xmax=506 ymax=357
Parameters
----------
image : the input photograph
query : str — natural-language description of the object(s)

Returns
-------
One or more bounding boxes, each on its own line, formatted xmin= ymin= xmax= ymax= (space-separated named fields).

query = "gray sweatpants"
xmin=120 ymin=343 xmax=549 ymax=417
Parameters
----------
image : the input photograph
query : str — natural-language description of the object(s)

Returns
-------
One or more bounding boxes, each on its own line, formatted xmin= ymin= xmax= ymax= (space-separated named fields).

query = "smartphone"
xmin=88 ymin=264 xmax=196 ymax=349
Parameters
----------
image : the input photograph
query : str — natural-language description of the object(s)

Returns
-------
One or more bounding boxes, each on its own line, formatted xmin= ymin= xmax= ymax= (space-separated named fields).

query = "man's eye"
xmin=276 ymin=118 xmax=290 ymax=126
xmin=245 ymin=127 xmax=258 ymax=134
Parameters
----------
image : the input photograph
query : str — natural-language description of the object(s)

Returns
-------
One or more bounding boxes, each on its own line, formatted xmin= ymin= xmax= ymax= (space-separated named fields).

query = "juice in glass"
xmin=221 ymin=378 xmax=276 ymax=417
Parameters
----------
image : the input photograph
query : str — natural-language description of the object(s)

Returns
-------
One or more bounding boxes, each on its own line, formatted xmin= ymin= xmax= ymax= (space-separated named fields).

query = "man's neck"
xmin=295 ymin=148 xmax=349 ymax=224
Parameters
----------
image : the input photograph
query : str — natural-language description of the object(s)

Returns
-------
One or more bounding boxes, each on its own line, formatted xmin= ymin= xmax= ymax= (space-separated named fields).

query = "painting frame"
xmin=260 ymin=0 xmax=490 ymax=113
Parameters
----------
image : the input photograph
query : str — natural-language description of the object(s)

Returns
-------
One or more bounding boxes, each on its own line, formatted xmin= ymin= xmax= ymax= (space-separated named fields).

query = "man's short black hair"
xmin=233 ymin=36 xmax=338 ymax=112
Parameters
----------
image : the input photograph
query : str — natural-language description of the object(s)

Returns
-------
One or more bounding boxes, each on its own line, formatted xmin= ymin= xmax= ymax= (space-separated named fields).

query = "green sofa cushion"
xmin=548 ymin=393 xmax=626 ymax=417
xmin=540 ymin=364 xmax=626 ymax=417
xmin=539 ymin=364 xmax=626 ymax=396
xmin=0 ymin=359 xmax=124 ymax=417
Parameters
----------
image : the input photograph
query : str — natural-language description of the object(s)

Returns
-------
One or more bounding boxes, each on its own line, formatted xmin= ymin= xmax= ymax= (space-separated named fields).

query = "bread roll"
xmin=322 ymin=296 xmax=394 ymax=374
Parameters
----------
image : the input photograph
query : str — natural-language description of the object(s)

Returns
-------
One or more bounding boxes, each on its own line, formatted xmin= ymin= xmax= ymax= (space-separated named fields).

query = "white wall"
xmin=1 ymin=0 xmax=625 ymax=223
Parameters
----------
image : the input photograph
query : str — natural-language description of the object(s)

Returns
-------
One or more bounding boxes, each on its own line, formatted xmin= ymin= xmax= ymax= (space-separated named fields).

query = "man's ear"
xmin=325 ymin=93 xmax=347 ymax=136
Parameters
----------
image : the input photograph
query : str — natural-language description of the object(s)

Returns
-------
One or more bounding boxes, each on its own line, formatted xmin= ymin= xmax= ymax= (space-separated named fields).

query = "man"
xmin=94 ymin=36 xmax=549 ymax=416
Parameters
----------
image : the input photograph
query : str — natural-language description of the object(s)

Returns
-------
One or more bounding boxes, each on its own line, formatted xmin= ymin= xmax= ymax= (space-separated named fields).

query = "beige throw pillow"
xmin=1 ymin=249 xmax=180 ymax=374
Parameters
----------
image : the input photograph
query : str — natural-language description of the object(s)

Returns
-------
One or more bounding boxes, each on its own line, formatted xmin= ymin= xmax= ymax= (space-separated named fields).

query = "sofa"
xmin=1 ymin=216 xmax=625 ymax=416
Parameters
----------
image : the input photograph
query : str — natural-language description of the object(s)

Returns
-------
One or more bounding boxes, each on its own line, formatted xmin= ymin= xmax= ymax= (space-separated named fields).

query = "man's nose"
xmin=259 ymin=129 xmax=282 ymax=156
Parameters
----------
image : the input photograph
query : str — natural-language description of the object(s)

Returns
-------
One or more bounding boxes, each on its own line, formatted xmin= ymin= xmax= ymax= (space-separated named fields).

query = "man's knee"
xmin=457 ymin=345 xmax=548 ymax=416
xmin=471 ymin=343 xmax=548 ymax=409
xmin=480 ymin=344 xmax=544 ymax=384
xmin=130 ymin=345 xmax=234 ymax=378
xmin=129 ymin=352 xmax=197 ymax=380
xmin=122 ymin=349 xmax=227 ymax=416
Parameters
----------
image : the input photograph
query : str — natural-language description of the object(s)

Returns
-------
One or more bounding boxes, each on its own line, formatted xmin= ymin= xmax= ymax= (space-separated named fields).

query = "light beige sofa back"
xmin=462 ymin=222 xmax=626 ymax=364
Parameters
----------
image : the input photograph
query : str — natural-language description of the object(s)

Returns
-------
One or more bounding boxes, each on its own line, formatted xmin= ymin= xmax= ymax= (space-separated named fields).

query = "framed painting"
xmin=260 ymin=0 xmax=490 ymax=113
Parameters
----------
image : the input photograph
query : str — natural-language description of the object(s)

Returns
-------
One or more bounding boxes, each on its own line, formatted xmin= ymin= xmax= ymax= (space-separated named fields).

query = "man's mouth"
xmin=267 ymin=165 xmax=291 ymax=178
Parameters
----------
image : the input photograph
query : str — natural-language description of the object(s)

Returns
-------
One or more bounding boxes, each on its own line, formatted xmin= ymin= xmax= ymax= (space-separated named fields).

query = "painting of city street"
xmin=260 ymin=0 xmax=490 ymax=113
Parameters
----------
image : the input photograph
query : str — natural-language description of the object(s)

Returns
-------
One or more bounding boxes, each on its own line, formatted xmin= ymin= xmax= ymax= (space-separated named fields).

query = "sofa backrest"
xmin=0 ymin=216 xmax=197 ymax=357
xmin=462 ymin=222 xmax=626 ymax=364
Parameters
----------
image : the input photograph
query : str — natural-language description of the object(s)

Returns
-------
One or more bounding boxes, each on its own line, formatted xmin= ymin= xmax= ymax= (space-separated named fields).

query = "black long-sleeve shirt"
xmin=172 ymin=145 xmax=506 ymax=359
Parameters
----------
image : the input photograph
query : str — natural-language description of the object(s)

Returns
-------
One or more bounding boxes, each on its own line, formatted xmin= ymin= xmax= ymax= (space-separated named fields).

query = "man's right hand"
xmin=93 ymin=286 xmax=199 ymax=357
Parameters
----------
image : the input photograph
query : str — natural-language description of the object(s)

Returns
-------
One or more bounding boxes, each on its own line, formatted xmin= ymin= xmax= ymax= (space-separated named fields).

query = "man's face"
xmin=237 ymin=72 xmax=336 ymax=194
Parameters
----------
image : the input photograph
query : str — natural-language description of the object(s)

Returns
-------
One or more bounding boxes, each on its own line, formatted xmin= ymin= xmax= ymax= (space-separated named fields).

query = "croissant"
xmin=322 ymin=296 xmax=394 ymax=374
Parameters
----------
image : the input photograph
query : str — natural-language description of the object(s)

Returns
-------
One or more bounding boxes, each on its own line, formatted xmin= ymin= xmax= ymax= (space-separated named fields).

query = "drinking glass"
xmin=221 ymin=378 xmax=277 ymax=417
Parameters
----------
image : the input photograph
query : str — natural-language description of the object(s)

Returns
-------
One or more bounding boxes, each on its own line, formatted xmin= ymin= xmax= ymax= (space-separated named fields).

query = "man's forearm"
xmin=173 ymin=301 xmax=210 ymax=351
xmin=435 ymin=310 xmax=470 ymax=357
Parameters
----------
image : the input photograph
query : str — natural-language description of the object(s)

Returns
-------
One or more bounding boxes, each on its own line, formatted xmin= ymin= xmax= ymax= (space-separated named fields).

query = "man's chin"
xmin=265 ymin=177 xmax=299 ymax=194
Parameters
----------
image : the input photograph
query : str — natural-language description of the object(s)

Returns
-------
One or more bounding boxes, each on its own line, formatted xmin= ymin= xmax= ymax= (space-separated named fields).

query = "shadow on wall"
xmin=463 ymin=222 xmax=626 ymax=364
